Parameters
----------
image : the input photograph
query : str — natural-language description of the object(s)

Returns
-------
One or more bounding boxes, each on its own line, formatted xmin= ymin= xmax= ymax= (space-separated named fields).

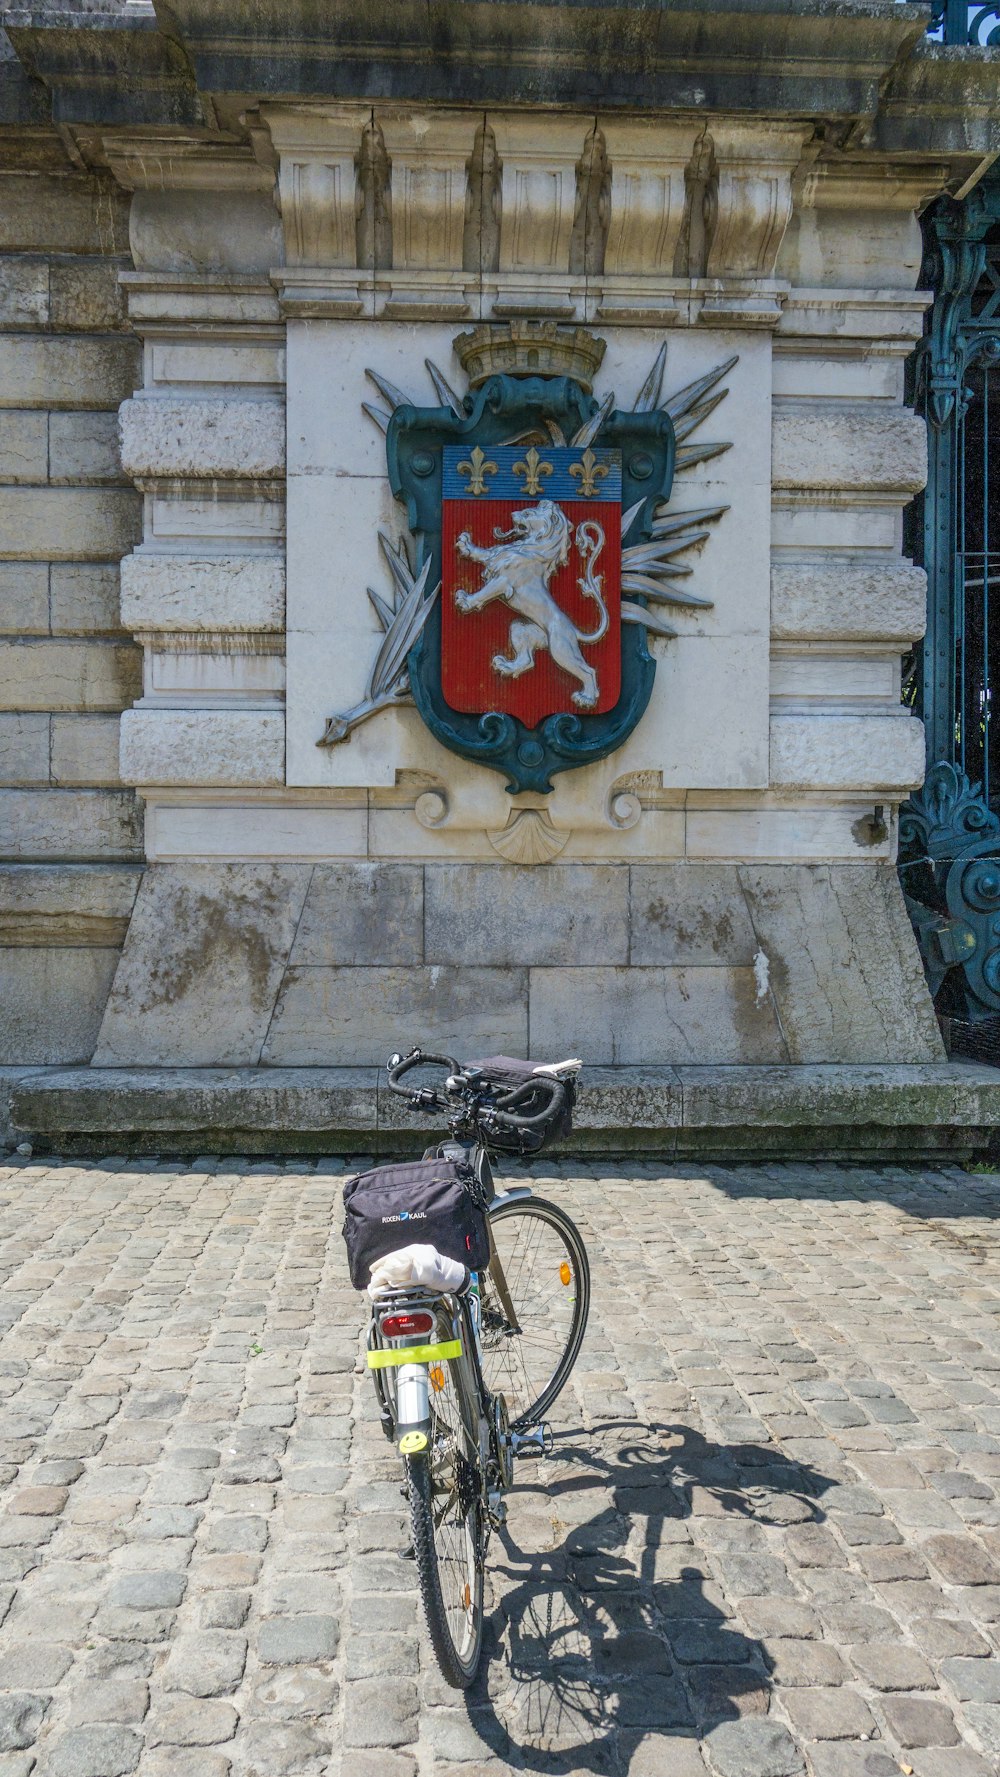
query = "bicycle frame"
xmin=367 ymin=1185 xmax=530 ymax=1506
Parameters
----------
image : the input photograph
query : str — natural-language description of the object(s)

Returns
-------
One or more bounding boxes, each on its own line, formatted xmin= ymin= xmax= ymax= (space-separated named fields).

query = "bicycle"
xmin=360 ymin=1048 xmax=591 ymax=1688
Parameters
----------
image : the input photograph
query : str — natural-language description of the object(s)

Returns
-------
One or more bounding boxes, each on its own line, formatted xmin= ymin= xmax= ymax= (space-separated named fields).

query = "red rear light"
xmin=381 ymin=1311 xmax=434 ymax=1338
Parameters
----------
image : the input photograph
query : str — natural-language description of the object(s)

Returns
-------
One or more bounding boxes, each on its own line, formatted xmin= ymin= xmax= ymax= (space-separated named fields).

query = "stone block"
xmin=119 ymin=397 xmax=285 ymax=480
xmin=0 ymin=640 xmax=140 ymax=713
xmin=262 ymin=965 xmax=528 ymax=1065
xmin=770 ymin=560 xmax=927 ymax=643
xmin=0 ymin=257 xmax=49 ymax=328
xmin=94 ymin=863 xmax=311 ymax=1067
xmin=0 ymin=715 xmax=48 ymax=785
xmin=528 ymin=965 xmax=787 ymax=1065
xmin=291 ymin=864 xmax=423 ymax=966
xmin=0 ymin=336 xmax=139 ymax=411
xmin=49 ymin=258 xmax=127 ymax=332
xmin=129 ymin=188 xmax=281 ymax=277
xmin=0 ymin=564 xmax=48 ymax=635
xmin=0 ymin=863 xmax=141 ymax=946
xmin=630 ymin=863 xmax=758 ymax=965
xmin=0 ymin=947 xmax=120 ymax=1064
xmin=0 ymin=789 xmax=142 ymax=860
xmin=119 ymin=710 xmax=284 ymax=789
xmin=769 ymin=713 xmax=926 ymax=792
xmin=50 ymin=565 xmax=122 ymax=635
xmin=772 ymin=406 xmax=927 ymax=494
xmin=737 ymin=863 xmax=943 ymax=1064
xmin=50 ymin=715 xmax=121 ymax=786
xmin=424 ymin=863 xmax=629 ymax=966
xmin=0 ymin=412 xmax=46 ymax=484
xmin=0 ymin=174 xmax=130 ymax=255
xmin=11 ymin=1064 xmax=378 ymax=1144
xmin=49 ymin=413 xmax=123 ymax=485
xmin=119 ymin=554 xmax=284 ymax=633
xmin=0 ymin=487 xmax=140 ymax=561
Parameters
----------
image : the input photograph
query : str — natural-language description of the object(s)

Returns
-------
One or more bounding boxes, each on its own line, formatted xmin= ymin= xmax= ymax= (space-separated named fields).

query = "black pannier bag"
xmin=342 ymin=1157 xmax=492 ymax=1292
xmin=470 ymin=1055 xmax=576 ymax=1154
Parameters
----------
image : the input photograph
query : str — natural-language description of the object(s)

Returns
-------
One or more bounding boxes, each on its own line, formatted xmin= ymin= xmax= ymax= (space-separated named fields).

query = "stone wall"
xmin=0 ymin=147 xmax=143 ymax=1064
xmin=90 ymin=860 xmax=942 ymax=1069
xmin=3 ymin=8 xmax=997 ymax=1087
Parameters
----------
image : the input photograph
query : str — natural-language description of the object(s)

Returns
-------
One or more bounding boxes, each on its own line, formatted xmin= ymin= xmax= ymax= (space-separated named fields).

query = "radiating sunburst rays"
xmin=335 ymin=340 xmax=735 ymax=737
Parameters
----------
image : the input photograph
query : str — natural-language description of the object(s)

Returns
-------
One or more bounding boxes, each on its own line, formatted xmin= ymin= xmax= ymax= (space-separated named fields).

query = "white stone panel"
xmin=771 ymin=499 xmax=899 ymax=554
xmin=144 ymin=798 xmax=368 ymax=861
xmin=149 ymin=342 xmax=286 ymax=390
xmin=120 ymin=397 xmax=285 ymax=480
xmin=686 ymin=801 xmax=892 ymax=862
xmin=769 ymin=650 xmax=898 ymax=707
xmin=771 ymin=560 xmax=926 ymax=642
xmin=772 ymin=406 xmax=927 ymax=493
xmin=285 ymin=321 xmax=772 ymax=799
xmin=143 ymin=646 xmax=284 ymax=704
xmin=772 ymin=352 xmax=902 ymax=403
xmin=769 ymin=713 xmax=925 ymax=792
xmin=120 ymin=555 xmax=285 ymax=633
xmin=146 ymin=492 xmax=284 ymax=547
xmin=120 ymin=709 xmax=284 ymax=788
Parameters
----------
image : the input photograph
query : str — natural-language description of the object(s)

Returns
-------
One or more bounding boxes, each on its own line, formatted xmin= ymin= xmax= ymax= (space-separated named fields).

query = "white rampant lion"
xmin=455 ymin=499 xmax=608 ymax=710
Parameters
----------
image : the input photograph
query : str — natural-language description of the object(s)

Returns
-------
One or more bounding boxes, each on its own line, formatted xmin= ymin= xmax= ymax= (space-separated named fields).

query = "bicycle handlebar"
xmin=486 ymin=1076 xmax=568 ymax=1131
xmin=385 ymin=1047 xmax=567 ymax=1136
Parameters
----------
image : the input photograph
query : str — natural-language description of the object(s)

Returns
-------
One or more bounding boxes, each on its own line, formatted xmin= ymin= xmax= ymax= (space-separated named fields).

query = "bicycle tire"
xmin=480 ymin=1196 xmax=590 ymax=1430
xmin=406 ymin=1451 xmax=484 ymax=1688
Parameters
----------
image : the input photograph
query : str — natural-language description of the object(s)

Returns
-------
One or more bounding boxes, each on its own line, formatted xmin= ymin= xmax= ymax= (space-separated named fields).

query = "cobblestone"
xmin=2 ymin=1157 xmax=1000 ymax=1772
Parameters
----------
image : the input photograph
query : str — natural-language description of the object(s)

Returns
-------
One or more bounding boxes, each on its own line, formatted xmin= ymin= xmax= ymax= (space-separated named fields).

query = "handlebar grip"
xmin=385 ymin=1049 xmax=459 ymax=1098
xmin=488 ymin=1075 xmax=567 ymax=1131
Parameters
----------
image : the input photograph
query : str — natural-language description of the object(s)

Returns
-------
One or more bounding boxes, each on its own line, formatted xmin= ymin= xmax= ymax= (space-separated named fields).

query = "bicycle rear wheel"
xmin=479 ymin=1196 xmax=590 ymax=1430
xmin=404 ymin=1348 xmax=485 ymax=1688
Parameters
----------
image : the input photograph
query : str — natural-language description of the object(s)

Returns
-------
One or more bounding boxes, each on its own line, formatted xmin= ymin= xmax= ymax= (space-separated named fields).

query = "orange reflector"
xmin=559 ymin=1261 xmax=572 ymax=1286
xmin=464 ymin=1582 xmax=471 ymax=1608
xmin=429 ymin=1364 xmax=446 ymax=1392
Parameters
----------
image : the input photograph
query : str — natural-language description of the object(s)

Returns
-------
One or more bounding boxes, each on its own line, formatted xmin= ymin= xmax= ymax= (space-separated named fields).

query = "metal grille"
xmin=953 ymin=357 xmax=1000 ymax=800
xmin=927 ymin=1 xmax=1000 ymax=43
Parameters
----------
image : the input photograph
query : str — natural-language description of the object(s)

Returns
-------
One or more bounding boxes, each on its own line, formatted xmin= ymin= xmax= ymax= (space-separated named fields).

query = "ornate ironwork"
xmin=930 ymin=1 xmax=1000 ymax=44
xmin=902 ymin=177 xmax=1000 ymax=1027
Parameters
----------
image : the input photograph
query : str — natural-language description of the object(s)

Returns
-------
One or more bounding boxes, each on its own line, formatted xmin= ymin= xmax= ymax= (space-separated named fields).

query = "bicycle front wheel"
xmin=480 ymin=1196 xmax=590 ymax=1430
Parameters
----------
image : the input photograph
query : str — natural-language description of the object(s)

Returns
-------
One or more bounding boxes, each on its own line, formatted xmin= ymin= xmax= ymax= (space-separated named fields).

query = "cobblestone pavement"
xmin=1 ymin=1158 xmax=1000 ymax=1777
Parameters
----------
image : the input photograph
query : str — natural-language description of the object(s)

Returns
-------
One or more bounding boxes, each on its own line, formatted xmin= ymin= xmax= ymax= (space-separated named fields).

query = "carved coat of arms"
xmin=320 ymin=322 xmax=735 ymax=795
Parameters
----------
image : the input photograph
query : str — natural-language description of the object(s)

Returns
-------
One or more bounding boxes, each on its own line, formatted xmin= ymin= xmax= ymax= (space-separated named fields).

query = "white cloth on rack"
xmin=367 ymin=1243 xmax=467 ymax=1299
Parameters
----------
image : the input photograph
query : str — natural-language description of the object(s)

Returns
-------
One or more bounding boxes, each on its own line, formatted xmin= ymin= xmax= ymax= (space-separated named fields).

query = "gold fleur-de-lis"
xmin=569 ymin=447 xmax=609 ymax=499
xmin=456 ymin=445 xmax=498 ymax=496
xmin=512 ymin=447 xmax=553 ymax=497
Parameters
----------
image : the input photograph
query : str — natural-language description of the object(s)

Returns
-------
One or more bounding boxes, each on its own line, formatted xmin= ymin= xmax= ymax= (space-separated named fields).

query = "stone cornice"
xmin=1 ymin=4 xmax=997 ymax=195
xmin=4 ymin=10 xmax=203 ymax=128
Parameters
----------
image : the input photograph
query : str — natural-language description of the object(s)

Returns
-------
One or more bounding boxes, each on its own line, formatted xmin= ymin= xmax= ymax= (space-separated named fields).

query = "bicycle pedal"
xmin=511 ymin=1422 xmax=553 ymax=1459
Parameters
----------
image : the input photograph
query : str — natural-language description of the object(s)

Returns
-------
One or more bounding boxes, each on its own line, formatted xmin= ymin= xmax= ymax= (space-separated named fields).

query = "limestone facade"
xmin=1 ymin=2 xmax=998 ymax=1094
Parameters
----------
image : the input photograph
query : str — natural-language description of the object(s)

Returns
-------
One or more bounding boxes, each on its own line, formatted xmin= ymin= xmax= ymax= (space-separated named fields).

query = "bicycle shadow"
xmin=459 ymin=1418 xmax=837 ymax=1772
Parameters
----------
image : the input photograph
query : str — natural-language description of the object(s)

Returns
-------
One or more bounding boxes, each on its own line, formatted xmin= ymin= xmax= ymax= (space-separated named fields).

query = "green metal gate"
xmin=899 ymin=176 xmax=1000 ymax=1048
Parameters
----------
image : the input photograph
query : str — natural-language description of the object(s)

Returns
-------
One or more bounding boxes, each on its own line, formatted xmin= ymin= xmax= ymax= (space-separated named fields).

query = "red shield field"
xmin=441 ymin=446 xmax=622 ymax=728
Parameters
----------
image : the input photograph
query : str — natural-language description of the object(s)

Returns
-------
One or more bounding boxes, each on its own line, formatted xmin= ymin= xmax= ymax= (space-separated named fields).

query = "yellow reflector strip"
xmin=399 ymin=1430 xmax=428 ymax=1454
xmin=367 ymin=1339 xmax=462 ymax=1369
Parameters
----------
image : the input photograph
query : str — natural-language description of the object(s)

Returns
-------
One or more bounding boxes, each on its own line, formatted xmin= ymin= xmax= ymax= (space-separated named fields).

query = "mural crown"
xmin=454 ymin=321 xmax=606 ymax=392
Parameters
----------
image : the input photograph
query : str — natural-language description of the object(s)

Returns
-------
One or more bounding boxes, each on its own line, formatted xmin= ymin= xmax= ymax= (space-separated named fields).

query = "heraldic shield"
xmin=441 ymin=447 xmax=622 ymax=727
xmin=318 ymin=324 xmax=736 ymax=795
